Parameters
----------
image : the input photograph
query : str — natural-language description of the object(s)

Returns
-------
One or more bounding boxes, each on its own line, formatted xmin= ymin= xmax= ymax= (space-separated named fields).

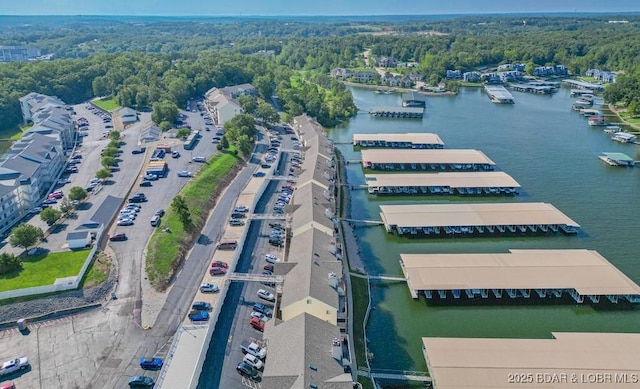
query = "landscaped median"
xmin=0 ymin=249 xmax=90 ymax=293
xmin=145 ymin=149 xmax=242 ymax=290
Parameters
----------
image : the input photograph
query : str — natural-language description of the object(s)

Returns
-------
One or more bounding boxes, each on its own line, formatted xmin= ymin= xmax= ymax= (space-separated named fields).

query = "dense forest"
xmin=1 ymin=14 xmax=640 ymax=133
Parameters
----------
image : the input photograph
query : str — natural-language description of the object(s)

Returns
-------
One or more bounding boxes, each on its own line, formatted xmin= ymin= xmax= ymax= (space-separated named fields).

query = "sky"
xmin=1 ymin=0 xmax=639 ymax=16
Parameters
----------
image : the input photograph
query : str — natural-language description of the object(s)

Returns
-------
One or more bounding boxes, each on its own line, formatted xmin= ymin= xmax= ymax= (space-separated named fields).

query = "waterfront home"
xmin=446 ymin=69 xmax=462 ymax=79
xmin=375 ymin=56 xmax=399 ymax=68
xmin=351 ymin=71 xmax=376 ymax=83
xmin=463 ymin=72 xmax=481 ymax=82
xmin=331 ymin=68 xmax=351 ymax=79
xmin=586 ymin=68 xmax=617 ymax=83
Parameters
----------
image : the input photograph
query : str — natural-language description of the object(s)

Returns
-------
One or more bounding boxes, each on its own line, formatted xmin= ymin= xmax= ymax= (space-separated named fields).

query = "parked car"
xmin=139 ymin=357 xmax=163 ymax=370
xmin=117 ymin=219 xmax=134 ymax=226
xmin=257 ymin=289 xmax=275 ymax=302
xmin=252 ymin=303 xmax=272 ymax=316
xmin=131 ymin=148 xmax=146 ymax=155
xmin=263 ymin=263 xmax=274 ymax=272
xmin=155 ymin=209 xmax=165 ymax=217
xmin=253 ymin=172 xmax=266 ymax=177
xmin=192 ymin=156 xmax=206 ymax=163
xmin=231 ymin=212 xmax=246 ymax=219
xmin=243 ymin=353 xmax=264 ymax=370
xmin=0 ymin=357 xmax=29 ymax=377
xmin=211 ymin=260 xmax=228 ymax=269
xmin=109 ymin=233 xmax=127 ymax=242
xmin=188 ymin=310 xmax=210 ymax=322
xmin=143 ymin=174 xmax=158 ymax=181
xmin=265 ymin=254 xmax=281 ymax=264
xmin=139 ymin=180 xmax=152 ymax=187
xmin=236 ymin=362 xmax=259 ymax=379
xmin=128 ymin=375 xmax=154 ymax=388
xmin=249 ymin=317 xmax=265 ymax=332
xmin=42 ymin=198 xmax=57 ymax=205
xmin=177 ymin=171 xmax=192 ymax=177
xmin=171 ymin=151 xmax=181 ymax=158
xmin=192 ymin=301 xmax=212 ymax=311
xmin=200 ymin=283 xmax=219 ymax=293
xmin=261 ymin=163 xmax=271 ymax=168
xmin=234 ymin=205 xmax=249 ymax=213
xmin=229 ymin=219 xmax=245 ymax=226
xmin=0 ymin=382 xmax=15 ymax=389
xmin=209 ymin=267 xmax=227 ymax=276
xmin=251 ymin=311 xmax=268 ymax=321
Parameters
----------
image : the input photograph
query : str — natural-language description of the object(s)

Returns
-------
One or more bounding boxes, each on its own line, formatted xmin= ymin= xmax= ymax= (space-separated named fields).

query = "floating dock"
xmin=353 ymin=133 xmax=444 ymax=149
xmin=611 ymin=132 xmax=637 ymax=144
xmin=422 ymin=333 xmax=640 ymax=389
xmin=379 ymin=202 xmax=580 ymax=236
xmin=361 ymin=149 xmax=495 ymax=171
xmin=510 ymin=83 xmax=557 ymax=94
xmin=370 ymin=106 xmax=424 ymax=118
xmin=484 ymin=85 xmax=515 ymax=104
xmin=562 ymin=79 xmax=605 ymax=92
xmin=365 ymin=172 xmax=520 ymax=195
xmin=401 ymin=91 xmax=427 ymax=108
xmin=599 ymin=152 xmax=635 ymax=167
xmin=400 ymin=249 xmax=640 ymax=303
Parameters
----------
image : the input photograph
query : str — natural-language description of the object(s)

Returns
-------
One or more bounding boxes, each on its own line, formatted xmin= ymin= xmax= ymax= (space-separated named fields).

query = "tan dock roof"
xmin=366 ymin=172 xmax=520 ymax=189
xmin=361 ymin=149 xmax=495 ymax=165
xmin=380 ymin=202 xmax=580 ymax=228
xmin=401 ymin=249 xmax=640 ymax=295
xmin=423 ymin=332 xmax=640 ymax=389
xmin=353 ymin=132 xmax=444 ymax=146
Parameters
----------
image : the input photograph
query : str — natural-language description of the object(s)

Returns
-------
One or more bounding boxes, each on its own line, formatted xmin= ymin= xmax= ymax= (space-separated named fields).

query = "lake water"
xmin=327 ymin=86 xmax=640 ymax=375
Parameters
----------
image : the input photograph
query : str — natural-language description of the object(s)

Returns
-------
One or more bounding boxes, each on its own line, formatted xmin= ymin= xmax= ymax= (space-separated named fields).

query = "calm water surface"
xmin=327 ymin=86 xmax=640 ymax=373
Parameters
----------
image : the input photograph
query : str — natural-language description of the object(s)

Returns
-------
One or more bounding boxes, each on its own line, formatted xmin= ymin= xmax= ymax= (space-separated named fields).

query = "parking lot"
xmin=197 ymin=126 xmax=301 ymax=388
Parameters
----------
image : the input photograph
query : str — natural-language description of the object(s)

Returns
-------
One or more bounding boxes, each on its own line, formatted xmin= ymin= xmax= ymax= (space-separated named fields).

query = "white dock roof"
xmin=366 ymin=172 xmax=520 ymax=189
xmin=361 ymin=149 xmax=495 ymax=165
xmin=353 ymin=132 xmax=444 ymax=146
xmin=423 ymin=332 xmax=640 ymax=389
xmin=401 ymin=249 xmax=640 ymax=296
xmin=380 ymin=202 xmax=580 ymax=229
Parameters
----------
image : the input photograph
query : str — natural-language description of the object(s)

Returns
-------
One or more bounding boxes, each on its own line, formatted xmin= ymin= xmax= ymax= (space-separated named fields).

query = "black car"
xmin=231 ymin=212 xmax=246 ymax=219
xmin=128 ymin=196 xmax=146 ymax=203
xmin=155 ymin=209 xmax=165 ymax=217
xmin=131 ymin=148 xmax=146 ymax=155
xmin=236 ymin=362 xmax=259 ymax=378
xmin=139 ymin=180 xmax=152 ymax=187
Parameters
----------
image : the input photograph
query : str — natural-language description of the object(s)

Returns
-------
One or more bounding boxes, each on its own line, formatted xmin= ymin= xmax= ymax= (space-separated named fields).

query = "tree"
xmin=255 ymin=103 xmax=280 ymax=125
xmin=238 ymin=95 xmax=257 ymax=114
xmin=68 ymin=186 xmax=88 ymax=201
xmin=101 ymin=156 xmax=116 ymax=168
xmin=171 ymin=195 xmax=192 ymax=231
xmin=176 ymin=128 xmax=191 ymax=139
xmin=253 ymin=75 xmax=274 ymax=100
xmin=59 ymin=197 xmax=74 ymax=214
xmin=159 ymin=121 xmax=172 ymax=132
xmin=101 ymin=147 xmax=118 ymax=157
xmin=9 ymin=223 xmax=44 ymax=249
xmin=40 ymin=207 xmax=62 ymax=226
xmin=94 ymin=168 xmax=111 ymax=179
xmin=109 ymin=131 xmax=121 ymax=141
xmin=151 ymin=100 xmax=179 ymax=125
xmin=221 ymin=135 xmax=230 ymax=149
xmin=108 ymin=139 xmax=120 ymax=149
xmin=0 ymin=253 xmax=22 ymax=275
xmin=627 ymin=100 xmax=639 ymax=117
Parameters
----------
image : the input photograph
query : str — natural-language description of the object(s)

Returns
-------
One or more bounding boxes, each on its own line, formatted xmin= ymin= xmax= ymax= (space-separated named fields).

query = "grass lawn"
xmin=81 ymin=252 xmax=111 ymax=288
xmin=146 ymin=149 xmax=240 ymax=287
xmin=350 ymin=276 xmax=370 ymax=369
xmin=93 ymin=97 xmax=121 ymax=111
xmin=0 ymin=249 xmax=90 ymax=292
xmin=619 ymin=111 xmax=640 ymax=126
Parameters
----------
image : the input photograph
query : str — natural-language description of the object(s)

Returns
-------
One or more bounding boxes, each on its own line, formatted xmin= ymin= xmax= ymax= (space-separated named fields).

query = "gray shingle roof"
xmin=88 ymin=195 xmax=124 ymax=226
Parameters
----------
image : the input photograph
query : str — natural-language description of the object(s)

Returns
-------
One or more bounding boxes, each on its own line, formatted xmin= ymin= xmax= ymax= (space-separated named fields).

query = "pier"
xmin=379 ymin=202 xmax=580 ymax=237
xmin=401 ymin=91 xmax=427 ymax=108
xmin=361 ymin=149 xmax=496 ymax=172
xmin=484 ymin=85 xmax=515 ymax=104
xmin=400 ymin=249 xmax=640 ymax=304
xmin=365 ymin=172 xmax=521 ymax=196
xmin=353 ymin=132 xmax=445 ymax=149
xmin=562 ymin=79 xmax=605 ymax=92
xmin=599 ymin=152 xmax=635 ymax=167
xmin=369 ymin=106 xmax=424 ymax=119
xmin=510 ymin=83 xmax=557 ymax=94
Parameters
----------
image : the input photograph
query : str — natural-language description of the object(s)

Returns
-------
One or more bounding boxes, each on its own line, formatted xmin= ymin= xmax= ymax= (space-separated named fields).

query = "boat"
xmin=581 ymin=108 xmax=602 ymax=117
xmin=611 ymin=132 xmax=637 ymax=143
xmin=588 ymin=117 xmax=607 ymax=126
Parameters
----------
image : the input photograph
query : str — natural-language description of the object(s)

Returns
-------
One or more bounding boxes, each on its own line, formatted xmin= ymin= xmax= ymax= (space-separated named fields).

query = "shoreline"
xmin=341 ymin=80 xmax=456 ymax=96
xmin=607 ymin=104 xmax=640 ymax=131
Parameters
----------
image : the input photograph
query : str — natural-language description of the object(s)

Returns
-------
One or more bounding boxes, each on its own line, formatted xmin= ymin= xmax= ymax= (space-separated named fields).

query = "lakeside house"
xmin=374 ymin=56 xmax=399 ymax=68
xmin=585 ymin=68 xmax=617 ymax=83
xmin=204 ymin=83 xmax=255 ymax=125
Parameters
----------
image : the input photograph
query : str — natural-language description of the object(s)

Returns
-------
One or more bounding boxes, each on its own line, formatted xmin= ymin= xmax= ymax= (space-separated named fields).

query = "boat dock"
xmin=562 ymin=79 xmax=605 ymax=92
xmin=365 ymin=172 xmax=520 ymax=195
xmin=353 ymin=132 xmax=444 ymax=149
xmin=400 ymin=249 xmax=640 ymax=303
xmin=370 ymin=106 xmax=424 ymax=119
xmin=570 ymin=88 xmax=594 ymax=97
xmin=401 ymin=91 xmax=427 ymax=108
xmin=361 ymin=149 xmax=495 ymax=171
xmin=379 ymin=202 xmax=580 ymax=236
xmin=611 ymin=132 xmax=637 ymax=144
xmin=484 ymin=85 xmax=515 ymax=104
xmin=599 ymin=152 xmax=635 ymax=167
xmin=421 ymin=333 xmax=640 ymax=389
xmin=510 ymin=83 xmax=557 ymax=94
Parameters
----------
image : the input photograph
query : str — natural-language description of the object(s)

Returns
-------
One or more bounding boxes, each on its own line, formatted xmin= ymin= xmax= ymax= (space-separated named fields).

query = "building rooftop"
xmin=380 ymin=202 xmax=580 ymax=229
xmin=353 ymin=132 xmax=444 ymax=146
xmin=422 ymin=332 xmax=640 ymax=389
xmin=361 ymin=149 xmax=495 ymax=165
xmin=602 ymin=152 xmax=634 ymax=162
xmin=401 ymin=249 xmax=640 ymax=296
xmin=366 ymin=172 xmax=520 ymax=189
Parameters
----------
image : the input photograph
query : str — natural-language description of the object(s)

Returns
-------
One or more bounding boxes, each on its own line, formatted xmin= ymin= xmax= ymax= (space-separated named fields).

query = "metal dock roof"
xmin=401 ymin=249 xmax=640 ymax=296
xmin=370 ymin=106 xmax=424 ymax=114
xmin=365 ymin=172 xmax=520 ymax=189
xmin=361 ymin=149 xmax=495 ymax=165
xmin=422 ymin=332 xmax=640 ymax=389
xmin=602 ymin=152 xmax=634 ymax=162
xmin=380 ymin=202 xmax=580 ymax=229
xmin=353 ymin=132 xmax=444 ymax=146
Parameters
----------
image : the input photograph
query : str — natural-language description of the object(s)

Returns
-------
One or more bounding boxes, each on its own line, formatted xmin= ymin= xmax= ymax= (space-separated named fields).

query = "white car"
xmin=264 ymin=254 xmax=281 ymax=264
xmin=234 ymin=205 xmax=249 ymax=213
xmin=251 ymin=311 xmax=268 ymax=321
xmin=200 ymin=283 xmax=219 ymax=293
xmin=243 ymin=353 xmax=264 ymax=370
xmin=117 ymin=219 xmax=134 ymax=226
xmin=177 ymin=171 xmax=193 ymax=177
xmin=0 ymin=357 xmax=30 ymax=376
xmin=257 ymin=289 xmax=275 ymax=302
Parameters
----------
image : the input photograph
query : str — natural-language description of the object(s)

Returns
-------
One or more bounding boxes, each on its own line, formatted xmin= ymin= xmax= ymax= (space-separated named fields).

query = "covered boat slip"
xmin=353 ymin=132 xmax=445 ymax=149
xmin=484 ymin=85 xmax=515 ymax=103
xmin=361 ymin=149 xmax=495 ymax=172
xmin=365 ymin=172 xmax=521 ymax=195
xmin=422 ymin=333 xmax=640 ymax=389
xmin=599 ymin=152 xmax=635 ymax=167
xmin=400 ymin=249 xmax=640 ymax=303
xmin=370 ymin=106 xmax=424 ymax=118
xmin=379 ymin=202 xmax=580 ymax=236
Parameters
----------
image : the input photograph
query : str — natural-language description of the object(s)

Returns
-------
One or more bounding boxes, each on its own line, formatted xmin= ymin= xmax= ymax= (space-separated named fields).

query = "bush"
xmin=0 ymin=253 xmax=22 ymax=275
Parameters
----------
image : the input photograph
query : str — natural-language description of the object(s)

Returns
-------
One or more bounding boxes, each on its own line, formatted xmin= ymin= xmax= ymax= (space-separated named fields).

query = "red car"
xmin=249 ymin=317 xmax=264 ymax=332
xmin=211 ymin=260 xmax=228 ymax=269
xmin=109 ymin=233 xmax=127 ymax=241
xmin=1 ymin=383 xmax=15 ymax=389
xmin=263 ymin=264 xmax=274 ymax=272
xmin=210 ymin=267 xmax=227 ymax=276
